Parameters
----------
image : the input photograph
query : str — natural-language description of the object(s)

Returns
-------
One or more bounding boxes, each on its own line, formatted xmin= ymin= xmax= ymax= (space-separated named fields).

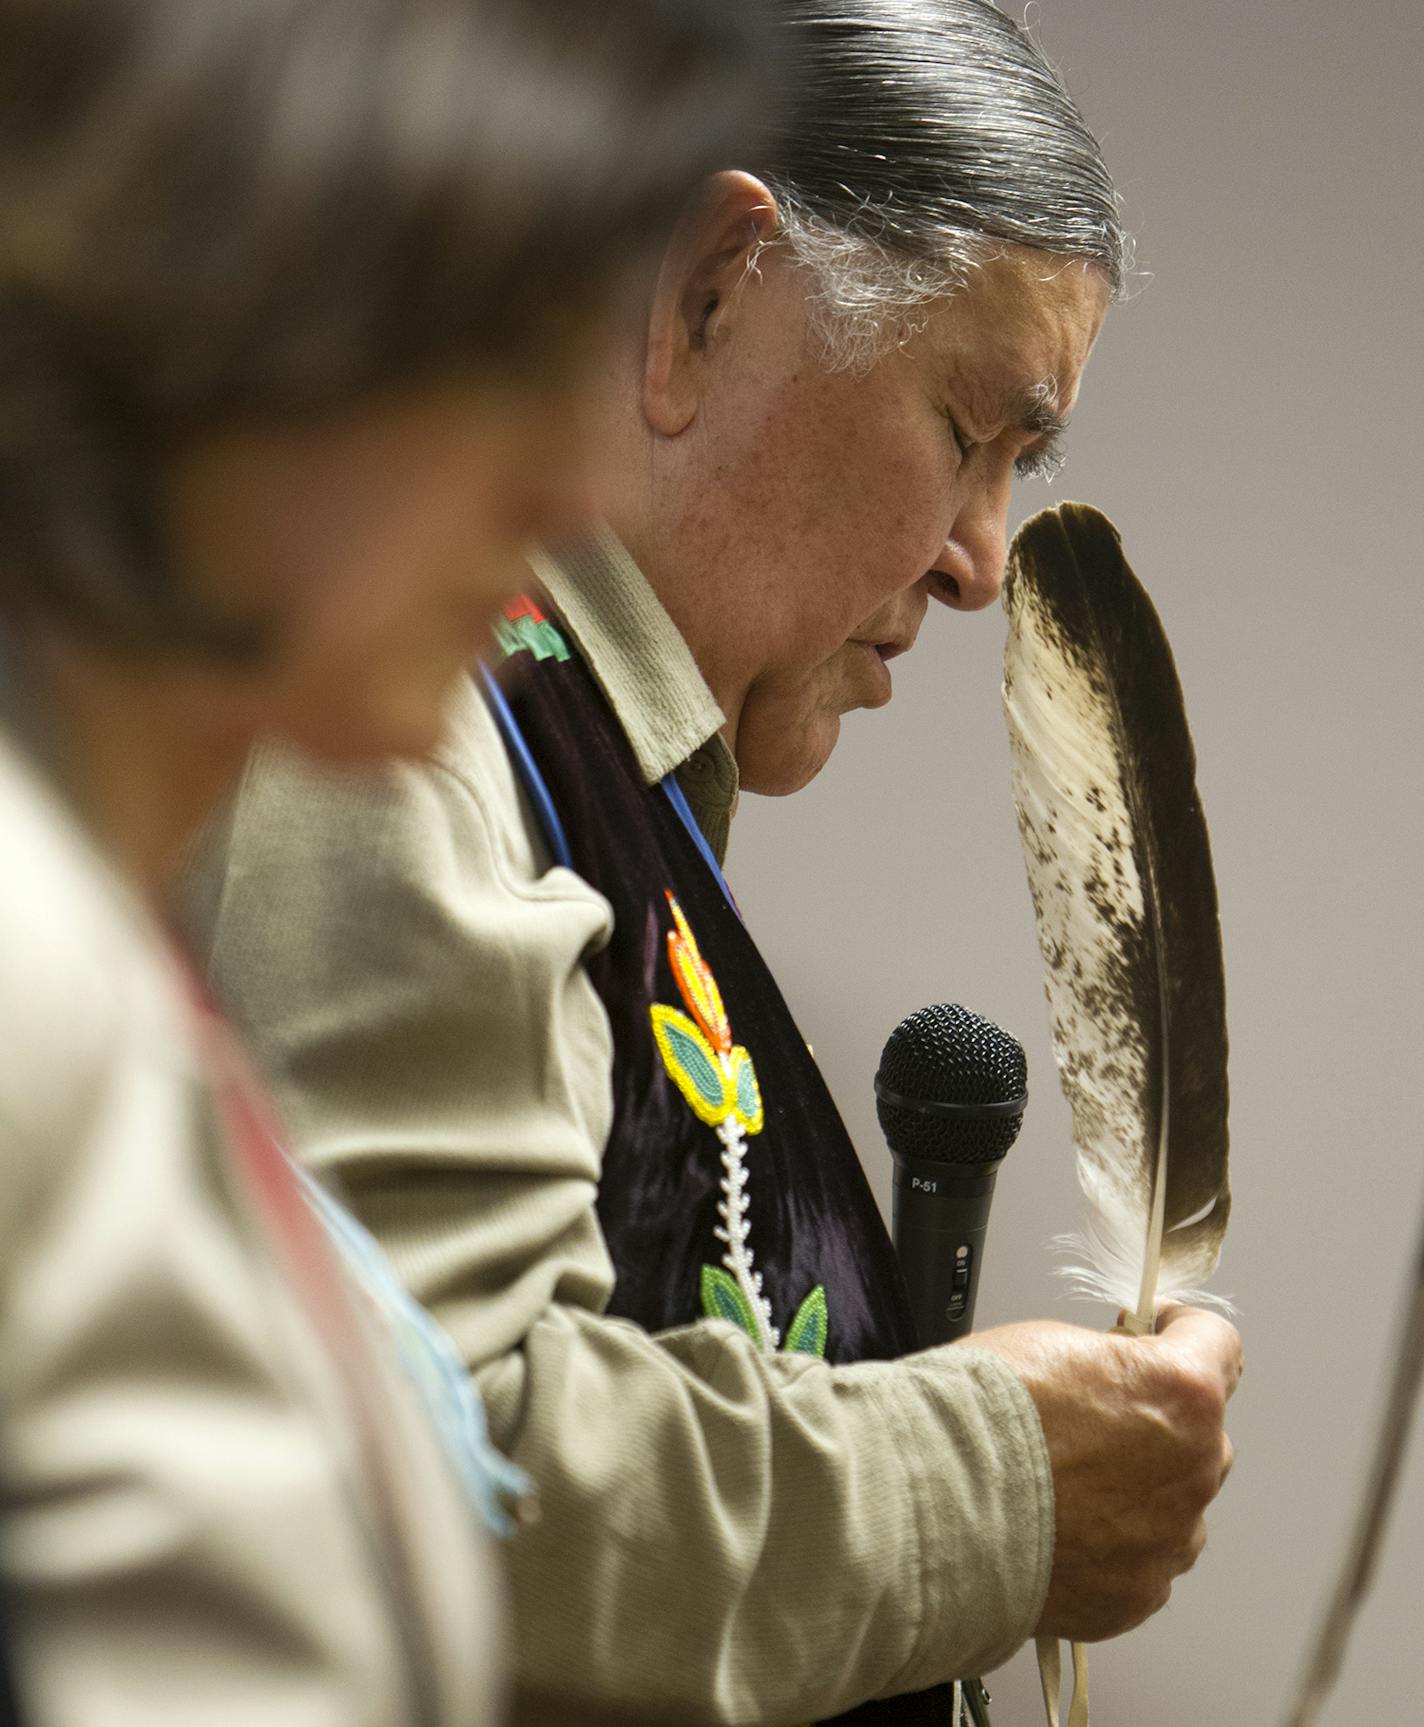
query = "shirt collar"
xmin=528 ymin=529 xmax=740 ymax=862
xmin=529 ymin=528 xmax=726 ymax=783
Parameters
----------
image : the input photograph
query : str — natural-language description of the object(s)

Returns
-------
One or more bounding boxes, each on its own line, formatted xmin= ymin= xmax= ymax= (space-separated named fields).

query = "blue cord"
xmin=660 ymin=771 xmax=741 ymax=921
xmin=478 ymin=661 xmax=738 ymax=918
xmin=477 ymin=663 xmax=573 ymax=871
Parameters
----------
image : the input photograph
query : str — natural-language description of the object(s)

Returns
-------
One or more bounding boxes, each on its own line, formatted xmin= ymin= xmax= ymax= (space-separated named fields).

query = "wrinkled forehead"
xmin=924 ymin=250 xmax=1112 ymax=414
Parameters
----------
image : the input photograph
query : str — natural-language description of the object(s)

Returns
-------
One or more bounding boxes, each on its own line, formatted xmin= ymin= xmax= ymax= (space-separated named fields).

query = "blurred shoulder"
xmin=0 ymin=734 xmax=189 ymax=1197
xmin=189 ymin=669 xmax=562 ymax=923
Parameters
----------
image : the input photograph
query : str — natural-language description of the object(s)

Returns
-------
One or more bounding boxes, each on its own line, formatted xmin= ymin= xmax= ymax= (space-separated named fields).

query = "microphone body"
xmin=878 ymin=1005 xmax=1026 ymax=1727
xmin=876 ymin=1005 xmax=1027 ymax=1349
xmin=891 ymin=1152 xmax=999 ymax=1347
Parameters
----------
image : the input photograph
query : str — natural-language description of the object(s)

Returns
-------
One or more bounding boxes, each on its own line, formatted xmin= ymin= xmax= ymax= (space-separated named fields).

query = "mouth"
xmin=847 ymin=638 xmax=902 ymax=706
xmin=852 ymin=620 xmax=918 ymax=659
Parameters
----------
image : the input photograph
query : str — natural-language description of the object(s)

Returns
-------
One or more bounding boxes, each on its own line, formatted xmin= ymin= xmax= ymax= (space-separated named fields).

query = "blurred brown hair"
xmin=0 ymin=0 xmax=765 ymax=655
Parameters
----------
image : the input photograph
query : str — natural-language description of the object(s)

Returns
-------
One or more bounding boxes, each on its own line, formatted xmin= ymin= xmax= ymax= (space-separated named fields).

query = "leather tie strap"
xmin=1036 ymin=1636 xmax=1089 ymax=1727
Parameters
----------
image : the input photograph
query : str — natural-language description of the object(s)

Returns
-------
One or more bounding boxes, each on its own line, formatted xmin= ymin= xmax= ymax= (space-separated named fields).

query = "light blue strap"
xmin=300 ymin=1169 xmax=533 ymax=1538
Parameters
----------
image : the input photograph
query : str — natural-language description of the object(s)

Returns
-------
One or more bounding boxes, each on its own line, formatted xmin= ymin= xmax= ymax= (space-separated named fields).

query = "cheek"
xmin=279 ymin=411 xmax=596 ymax=759
xmin=259 ymin=474 xmax=523 ymax=758
xmin=294 ymin=418 xmax=550 ymax=638
xmin=768 ymin=396 xmax=953 ymax=621
xmin=168 ymin=396 xmax=579 ymax=760
xmin=842 ymin=418 xmax=957 ymax=557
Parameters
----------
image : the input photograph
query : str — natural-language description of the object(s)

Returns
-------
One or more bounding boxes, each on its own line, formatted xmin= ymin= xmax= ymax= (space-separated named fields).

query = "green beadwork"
xmin=657 ymin=1013 xmax=725 ymax=1115
xmin=699 ymin=1268 xmax=830 ymax=1359
xmin=495 ymin=613 xmax=570 ymax=664
xmin=784 ymin=1285 xmax=829 ymax=1358
xmin=733 ymin=1051 xmax=761 ymax=1123
xmin=700 ymin=1265 xmax=762 ymax=1346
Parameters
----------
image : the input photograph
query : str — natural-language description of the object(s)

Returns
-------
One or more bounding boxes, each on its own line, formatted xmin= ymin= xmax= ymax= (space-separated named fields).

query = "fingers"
xmin=1153 ymin=1301 xmax=1245 ymax=1400
xmin=1000 ymin=1305 xmax=1243 ymax=1645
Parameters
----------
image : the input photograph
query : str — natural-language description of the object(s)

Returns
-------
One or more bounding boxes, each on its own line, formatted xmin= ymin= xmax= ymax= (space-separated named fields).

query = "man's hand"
xmin=970 ymin=1303 xmax=1243 ymax=1643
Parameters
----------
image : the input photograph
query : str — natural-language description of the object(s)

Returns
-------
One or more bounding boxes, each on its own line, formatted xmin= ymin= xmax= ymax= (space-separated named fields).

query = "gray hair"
xmin=754 ymin=0 xmax=1128 ymax=370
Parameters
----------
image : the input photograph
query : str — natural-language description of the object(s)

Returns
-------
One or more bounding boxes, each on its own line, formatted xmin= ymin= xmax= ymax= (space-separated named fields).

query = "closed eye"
xmin=942 ymin=410 xmax=971 ymax=464
xmin=1014 ymin=434 xmax=1067 ymax=482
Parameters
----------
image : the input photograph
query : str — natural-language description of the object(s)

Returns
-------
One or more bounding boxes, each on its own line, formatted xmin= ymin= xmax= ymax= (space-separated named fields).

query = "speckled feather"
xmin=1002 ymin=504 xmax=1230 ymax=1327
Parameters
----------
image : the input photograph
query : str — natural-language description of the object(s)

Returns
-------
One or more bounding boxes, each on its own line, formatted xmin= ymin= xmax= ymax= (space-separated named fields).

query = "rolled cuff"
xmin=869 ymin=1344 xmax=1055 ymax=1693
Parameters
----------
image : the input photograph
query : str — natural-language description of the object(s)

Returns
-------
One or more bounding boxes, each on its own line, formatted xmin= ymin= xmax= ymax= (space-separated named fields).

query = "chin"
xmin=738 ymin=714 xmax=841 ymax=797
xmin=289 ymin=715 xmax=444 ymax=766
xmin=277 ymin=672 xmax=456 ymax=766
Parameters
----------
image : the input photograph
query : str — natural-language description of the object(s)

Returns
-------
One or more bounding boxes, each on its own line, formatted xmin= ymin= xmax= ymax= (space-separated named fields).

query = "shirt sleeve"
xmin=184 ymin=680 xmax=1055 ymax=1725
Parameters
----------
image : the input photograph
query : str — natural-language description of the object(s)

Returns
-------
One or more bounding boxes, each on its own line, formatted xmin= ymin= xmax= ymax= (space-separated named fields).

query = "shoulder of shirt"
xmin=432 ymin=675 xmax=616 ymax=918
xmin=196 ymin=681 xmax=511 ymax=877
xmin=0 ymin=734 xmax=190 ymax=1169
xmin=206 ymin=678 xmax=609 ymax=924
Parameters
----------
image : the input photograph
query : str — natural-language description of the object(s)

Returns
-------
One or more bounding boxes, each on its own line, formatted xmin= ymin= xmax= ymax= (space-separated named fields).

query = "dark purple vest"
xmin=497 ymin=614 xmax=951 ymax=1727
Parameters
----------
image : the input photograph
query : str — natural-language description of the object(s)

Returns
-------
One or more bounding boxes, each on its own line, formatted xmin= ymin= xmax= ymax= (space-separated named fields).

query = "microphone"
xmin=876 ymin=1004 xmax=1027 ymax=1347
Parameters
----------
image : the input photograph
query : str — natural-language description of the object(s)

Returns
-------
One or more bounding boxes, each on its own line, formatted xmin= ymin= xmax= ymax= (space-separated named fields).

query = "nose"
xmin=927 ymin=463 xmax=1012 ymax=612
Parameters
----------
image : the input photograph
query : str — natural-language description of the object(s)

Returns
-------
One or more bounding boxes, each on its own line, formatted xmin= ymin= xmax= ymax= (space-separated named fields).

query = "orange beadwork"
xmin=665 ymin=890 xmax=731 ymax=1053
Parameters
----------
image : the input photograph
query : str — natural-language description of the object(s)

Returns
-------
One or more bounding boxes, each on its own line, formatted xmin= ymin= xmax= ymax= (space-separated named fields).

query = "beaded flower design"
xmin=649 ymin=892 xmax=828 ymax=1357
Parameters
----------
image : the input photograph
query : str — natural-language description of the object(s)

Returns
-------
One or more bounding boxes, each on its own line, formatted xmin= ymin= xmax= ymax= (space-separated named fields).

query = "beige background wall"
xmin=731 ymin=2 xmax=1423 ymax=1720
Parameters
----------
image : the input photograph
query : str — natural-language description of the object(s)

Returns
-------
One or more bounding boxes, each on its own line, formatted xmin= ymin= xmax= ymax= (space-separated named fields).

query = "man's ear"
xmin=642 ymin=171 xmax=778 ymax=438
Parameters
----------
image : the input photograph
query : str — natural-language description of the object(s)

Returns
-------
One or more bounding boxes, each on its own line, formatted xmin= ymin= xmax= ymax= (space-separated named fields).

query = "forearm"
xmin=476 ymin=1303 xmax=1052 ymax=1723
xmin=335 ymin=1142 xmax=1053 ymax=1720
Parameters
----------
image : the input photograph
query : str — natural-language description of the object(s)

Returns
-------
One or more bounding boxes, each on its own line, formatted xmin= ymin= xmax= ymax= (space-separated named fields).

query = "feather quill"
xmin=1002 ymin=503 xmax=1230 ymax=1332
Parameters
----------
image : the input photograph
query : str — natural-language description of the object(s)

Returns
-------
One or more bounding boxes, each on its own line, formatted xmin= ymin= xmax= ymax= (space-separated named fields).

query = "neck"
xmin=30 ymin=635 xmax=245 ymax=899
xmin=604 ymin=502 xmax=749 ymax=761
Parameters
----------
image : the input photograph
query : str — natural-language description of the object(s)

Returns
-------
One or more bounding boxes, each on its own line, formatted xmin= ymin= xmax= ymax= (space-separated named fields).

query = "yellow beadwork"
xmin=649 ymin=1002 xmax=762 ymax=1133
xmin=650 ymin=1004 xmax=729 ymax=1127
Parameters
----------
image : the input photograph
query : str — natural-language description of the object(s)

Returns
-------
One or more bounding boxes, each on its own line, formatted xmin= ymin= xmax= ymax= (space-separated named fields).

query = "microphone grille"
xmin=875 ymin=1003 xmax=1027 ymax=1165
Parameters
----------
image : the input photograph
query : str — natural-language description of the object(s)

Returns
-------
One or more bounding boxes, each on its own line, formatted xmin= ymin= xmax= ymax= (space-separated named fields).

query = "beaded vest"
xmin=497 ymin=604 xmax=950 ymax=1727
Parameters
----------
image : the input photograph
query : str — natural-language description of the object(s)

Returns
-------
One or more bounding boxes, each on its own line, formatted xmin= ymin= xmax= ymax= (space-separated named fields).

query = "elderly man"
xmin=186 ymin=3 xmax=1242 ymax=1723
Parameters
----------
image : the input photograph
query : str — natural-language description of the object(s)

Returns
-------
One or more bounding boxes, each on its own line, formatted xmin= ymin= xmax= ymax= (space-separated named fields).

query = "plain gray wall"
xmin=729 ymin=2 xmax=1424 ymax=1721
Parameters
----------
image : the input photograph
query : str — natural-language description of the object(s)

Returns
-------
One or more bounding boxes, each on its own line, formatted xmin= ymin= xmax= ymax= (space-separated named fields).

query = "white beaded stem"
xmin=714 ymin=1102 xmax=778 ymax=1351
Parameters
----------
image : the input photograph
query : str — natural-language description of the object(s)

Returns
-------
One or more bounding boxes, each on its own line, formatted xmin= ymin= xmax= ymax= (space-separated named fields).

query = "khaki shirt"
xmin=0 ymin=731 xmax=501 ymax=1727
xmin=187 ymin=531 xmax=1054 ymax=1726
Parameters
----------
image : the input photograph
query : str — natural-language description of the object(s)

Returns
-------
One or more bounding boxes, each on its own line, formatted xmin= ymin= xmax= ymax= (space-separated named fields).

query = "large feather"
xmin=1002 ymin=503 xmax=1230 ymax=1331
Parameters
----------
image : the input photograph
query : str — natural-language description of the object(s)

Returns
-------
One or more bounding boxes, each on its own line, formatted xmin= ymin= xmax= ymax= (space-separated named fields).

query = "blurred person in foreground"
xmin=188 ymin=2 xmax=1245 ymax=1723
xmin=0 ymin=0 xmax=762 ymax=1720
